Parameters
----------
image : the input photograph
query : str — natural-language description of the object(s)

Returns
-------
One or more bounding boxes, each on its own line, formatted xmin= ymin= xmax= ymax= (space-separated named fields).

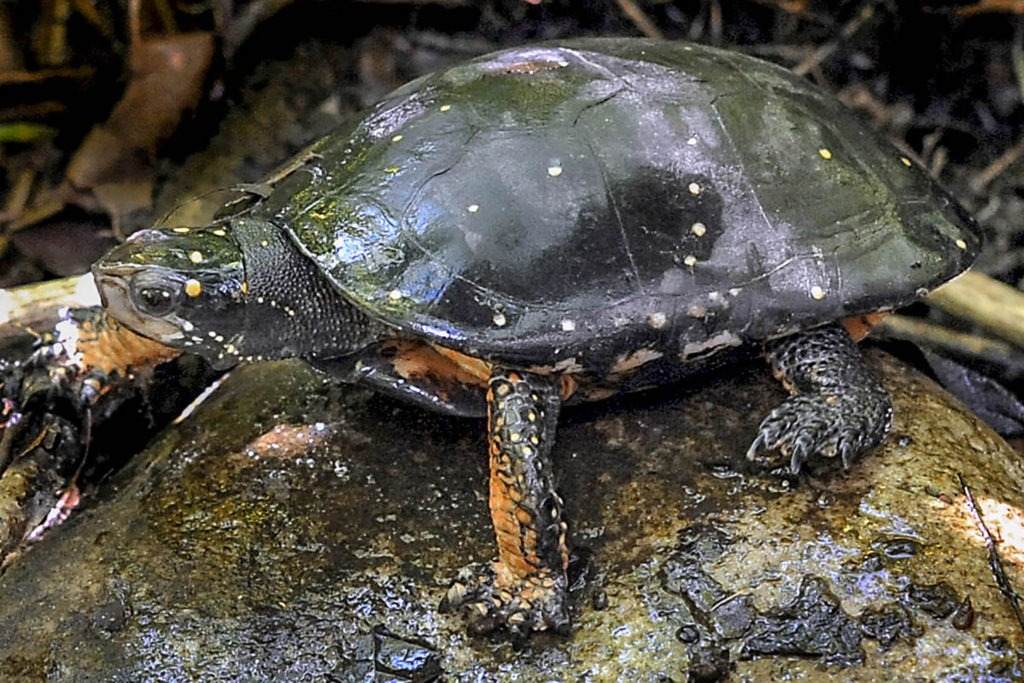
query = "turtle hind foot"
xmin=750 ymin=324 xmax=893 ymax=474
xmin=440 ymin=561 xmax=570 ymax=639
xmin=746 ymin=386 xmax=892 ymax=474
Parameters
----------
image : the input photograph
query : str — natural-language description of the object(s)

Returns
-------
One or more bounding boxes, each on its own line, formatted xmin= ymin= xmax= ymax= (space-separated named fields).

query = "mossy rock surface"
xmin=0 ymin=351 xmax=1021 ymax=681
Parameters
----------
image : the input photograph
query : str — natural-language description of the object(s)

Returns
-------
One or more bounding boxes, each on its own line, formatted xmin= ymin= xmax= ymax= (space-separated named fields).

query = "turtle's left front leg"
xmin=747 ymin=323 xmax=893 ymax=473
xmin=442 ymin=367 xmax=570 ymax=636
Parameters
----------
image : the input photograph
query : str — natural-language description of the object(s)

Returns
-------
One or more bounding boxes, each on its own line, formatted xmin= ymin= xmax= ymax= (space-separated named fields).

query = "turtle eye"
xmin=132 ymin=282 xmax=180 ymax=317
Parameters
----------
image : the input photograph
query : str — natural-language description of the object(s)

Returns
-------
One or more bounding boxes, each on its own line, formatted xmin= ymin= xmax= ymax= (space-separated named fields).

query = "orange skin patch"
xmin=72 ymin=314 xmax=180 ymax=377
xmin=381 ymin=340 xmax=490 ymax=407
xmin=842 ymin=312 xmax=889 ymax=342
xmin=383 ymin=339 xmax=491 ymax=389
xmin=388 ymin=339 xmax=581 ymax=403
xmin=430 ymin=343 xmax=492 ymax=384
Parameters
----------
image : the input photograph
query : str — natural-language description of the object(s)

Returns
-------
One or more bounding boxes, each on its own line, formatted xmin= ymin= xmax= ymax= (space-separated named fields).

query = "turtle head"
xmin=92 ymin=224 xmax=248 ymax=368
xmin=94 ymin=215 xmax=380 ymax=368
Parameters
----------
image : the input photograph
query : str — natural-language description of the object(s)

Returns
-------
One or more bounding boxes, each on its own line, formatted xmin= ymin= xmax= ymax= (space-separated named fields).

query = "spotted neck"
xmin=231 ymin=216 xmax=383 ymax=362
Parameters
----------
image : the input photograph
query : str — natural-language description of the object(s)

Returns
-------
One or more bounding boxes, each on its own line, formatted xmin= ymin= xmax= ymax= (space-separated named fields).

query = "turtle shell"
xmin=261 ymin=38 xmax=979 ymax=367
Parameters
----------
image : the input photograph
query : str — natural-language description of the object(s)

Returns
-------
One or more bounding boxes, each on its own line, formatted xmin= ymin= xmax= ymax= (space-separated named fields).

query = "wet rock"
xmin=741 ymin=576 xmax=863 ymax=666
xmin=338 ymin=627 xmax=443 ymax=682
xmin=858 ymin=603 xmax=922 ymax=650
xmin=903 ymin=581 xmax=963 ymax=620
xmin=0 ymin=351 xmax=1022 ymax=681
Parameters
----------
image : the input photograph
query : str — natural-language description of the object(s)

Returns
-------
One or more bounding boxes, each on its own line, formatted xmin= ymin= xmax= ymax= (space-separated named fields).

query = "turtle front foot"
xmin=440 ymin=561 xmax=569 ymax=637
xmin=443 ymin=367 xmax=572 ymax=638
xmin=747 ymin=389 xmax=892 ymax=473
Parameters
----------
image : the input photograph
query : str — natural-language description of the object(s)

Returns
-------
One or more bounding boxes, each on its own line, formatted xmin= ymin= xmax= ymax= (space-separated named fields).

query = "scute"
xmin=262 ymin=38 xmax=978 ymax=367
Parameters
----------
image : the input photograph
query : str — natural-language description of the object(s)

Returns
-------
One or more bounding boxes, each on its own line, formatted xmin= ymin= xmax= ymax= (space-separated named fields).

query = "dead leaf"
xmin=63 ymin=31 xmax=215 ymax=230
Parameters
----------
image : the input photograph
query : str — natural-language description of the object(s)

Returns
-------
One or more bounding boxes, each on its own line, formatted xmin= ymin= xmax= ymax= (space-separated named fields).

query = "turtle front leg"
xmin=747 ymin=324 xmax=893 ymax=473
xmin=442 ymin=367 xmax=570 ymax=636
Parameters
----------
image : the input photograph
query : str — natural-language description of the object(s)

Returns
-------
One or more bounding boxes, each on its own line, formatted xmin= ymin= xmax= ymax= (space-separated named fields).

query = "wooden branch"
xmin=928 ymin=271 xmax=1024 ymax=351
xmin=0 ymin=274 xmax=100 ymax=345
xmin=876 ymin=314 xmax=1024 ymax=374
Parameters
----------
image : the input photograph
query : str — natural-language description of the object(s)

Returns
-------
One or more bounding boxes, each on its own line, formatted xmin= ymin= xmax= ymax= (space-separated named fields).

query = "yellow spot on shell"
xmin=185 ymin=279 xmax=202 ymax=297
xmin=810 ymin=285 xmax=825 ymax=300
xmin=241 ymin=281 xmax=249 ymax=295
xmin=212 ymin=228 xmax=227 ymax=237
xmin=688 ymin=182 xmax=702 ymax=196
xmin=547 ymin=165 xmax=563 ymax=177
xmin=818 ymin=148 xmax=833 ymax=160
xmin=683 ymin=255 xmax=697 ymax=267
xmin=388 ymin=289 xmax=403 ymax=301
xmin=468 ymin=204 xmax=480 ymax=213
xmin=189 ymin=250 xmax=204 ymax=264
xmin=391 ymin=134 xmax=403 ymax=142
xmin=955 ymin=238 xmax=968 ymax=250
xmin=385 ymin=166 xmax=400 ymax=174
xmin=172 ymin=227 xmax=191 ymax=234
xmin=900 ymin=156 xmax=912 ymax=167
xmin=439 ymin=104 xmax=452 ymax=112
xmin=690 ymin=222 xmax=706 ymax=237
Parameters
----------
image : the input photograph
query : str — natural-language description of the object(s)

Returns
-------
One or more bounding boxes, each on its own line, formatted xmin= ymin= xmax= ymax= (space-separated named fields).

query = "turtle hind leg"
xmin=747 ymin=324 xmax=893 ymax=474
xmin=440 ymin=367 xmax=570 ymax=637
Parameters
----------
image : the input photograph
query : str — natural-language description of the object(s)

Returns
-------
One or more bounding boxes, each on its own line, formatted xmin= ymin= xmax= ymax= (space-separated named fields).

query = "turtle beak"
xmin=92 ymin=268 xmax=124 ymax=310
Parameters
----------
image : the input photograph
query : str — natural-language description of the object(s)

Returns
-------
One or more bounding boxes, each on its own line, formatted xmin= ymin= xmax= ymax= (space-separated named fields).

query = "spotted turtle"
xmin=91 ymin=38 xmax=980 ymax=636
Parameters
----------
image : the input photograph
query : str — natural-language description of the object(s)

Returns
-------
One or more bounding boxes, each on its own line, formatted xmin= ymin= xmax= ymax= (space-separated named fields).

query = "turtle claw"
xmin=440 ymin=562 xmax=569 ymax=638
xmin=747 ymin=390 xmax=891 ymax=474
xmin=837 ymin=431 xmax=862 ymax=470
